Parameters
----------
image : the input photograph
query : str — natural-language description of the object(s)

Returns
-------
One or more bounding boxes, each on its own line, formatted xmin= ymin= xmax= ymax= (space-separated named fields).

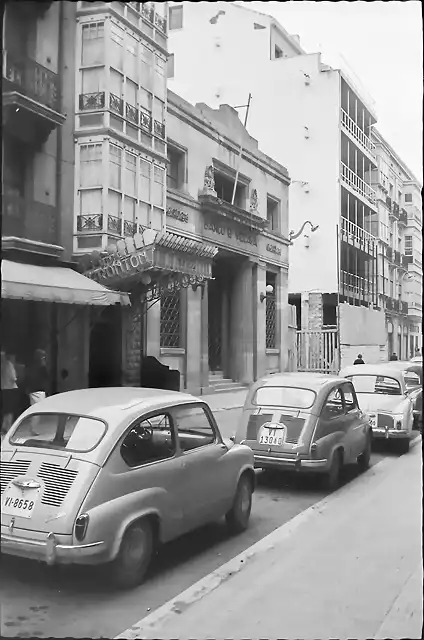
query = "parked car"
xmin=385 ymin=360 xmax=422 ymax=386
xmin=339 ymin=364 xmax=414 ymax=453
xmin=384 ymin=361 xmax=422 ymax=430
xmin=234 ymin=372 xmax=372 ymax=491
xmin=410 ymin=356 xmax=423 ymax=364
xmin=1 ymin=388 xmax=255 ymax=589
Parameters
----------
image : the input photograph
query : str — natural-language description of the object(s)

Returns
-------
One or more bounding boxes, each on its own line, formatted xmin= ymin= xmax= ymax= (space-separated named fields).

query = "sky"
xmin=238 ymin=1 xmax=423 ymax=180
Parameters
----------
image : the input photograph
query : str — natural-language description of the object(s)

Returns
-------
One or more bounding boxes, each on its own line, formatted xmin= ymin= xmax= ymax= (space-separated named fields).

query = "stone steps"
xmin=208 ymin=371 xmax=246 ymax=393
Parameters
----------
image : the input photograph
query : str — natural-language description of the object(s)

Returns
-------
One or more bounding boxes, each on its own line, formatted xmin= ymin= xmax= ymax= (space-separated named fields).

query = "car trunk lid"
xmin=244 ymin=407 xmax=310 ymax=454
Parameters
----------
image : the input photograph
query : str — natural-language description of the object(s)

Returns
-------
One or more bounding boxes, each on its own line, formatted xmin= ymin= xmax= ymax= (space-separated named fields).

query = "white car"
xmin=339 ymin=364 xmax=414 ymax=453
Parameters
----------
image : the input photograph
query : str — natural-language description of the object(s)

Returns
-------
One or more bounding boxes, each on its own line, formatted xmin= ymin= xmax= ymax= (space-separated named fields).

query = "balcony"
xmin=77 ymin=214 xmax=103 ymax=232
xmin=2 ymin=50 xmax=65 ymax=146
xmin=340 ymin=270 xmax=373 ymax=304
xmin=153 ymin=120 xmax=165 ymax=138
xmin=2 ymin=192 xmax=61 ymax=255
xmin=385 ymin=195 xmax=392 ymax=211
xmin=340 ymin=109 xmax=376 ymax=163
xmin=79 ymin=91 xmax=105 ymax=111
xmin=399 ymin=208 xmax=408 ymax=226
xmin=390 ymin=201 xmax=400 ymax=220
xmin=401 ymin=254 xmax=409 ymax=269
xmin=340 ymin=163 xmax=377 ymax=208
xmin=140 ymin=108 xmax=152 ymax=132
xmin=76 ymin=214 xmax=145 ymax=240
xmin=340 ymin=216 xmax=376 ymax=255
xmin=199 ymin=192 xmax=267 ymax=232
xmin=110 ymin=93 xmax=124 ymax=116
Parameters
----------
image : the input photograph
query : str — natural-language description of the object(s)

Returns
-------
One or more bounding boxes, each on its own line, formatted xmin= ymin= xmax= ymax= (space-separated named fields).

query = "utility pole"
xmin=231 ymin=93 xmax=252 ymax=206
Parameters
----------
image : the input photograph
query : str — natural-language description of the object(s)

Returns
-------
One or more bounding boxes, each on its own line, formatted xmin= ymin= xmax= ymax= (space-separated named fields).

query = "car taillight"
xmin=74 ymin=513 xmax=89 ymax=541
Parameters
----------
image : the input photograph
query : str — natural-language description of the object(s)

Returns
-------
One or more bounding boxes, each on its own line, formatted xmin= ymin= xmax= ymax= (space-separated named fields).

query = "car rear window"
xmin=253 ymin=386 xmax=316 ymax=409
xmin=9 ymin=413 xmax=107 ymax=452
xmin=346 ymin=375 xmax=402 ymax=396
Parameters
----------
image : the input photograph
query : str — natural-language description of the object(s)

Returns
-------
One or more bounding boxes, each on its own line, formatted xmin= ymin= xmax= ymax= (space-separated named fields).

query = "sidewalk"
xmin=196 ymin=388 xmax=249 ymax=412
xmin=117 ymin=440 xmax=422 ymax=640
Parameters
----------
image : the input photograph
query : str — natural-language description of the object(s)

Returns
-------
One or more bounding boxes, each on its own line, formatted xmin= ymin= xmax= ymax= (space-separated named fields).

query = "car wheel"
xmin=226 ymin=474 xmax=253 ymax=534
xmin=357 ymin=432 xmax=372 ymax=472
xmin=397 ymin=439 xmax=410 ymax=455
xmin=110 ymin=520 xmax=153 ymax=589
xmin=323 ymin=450 xmax=343 ymax=492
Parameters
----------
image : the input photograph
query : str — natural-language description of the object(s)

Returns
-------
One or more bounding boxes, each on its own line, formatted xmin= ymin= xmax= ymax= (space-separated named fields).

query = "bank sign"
xmin=203 ymin=216 xmax=258 ymax=248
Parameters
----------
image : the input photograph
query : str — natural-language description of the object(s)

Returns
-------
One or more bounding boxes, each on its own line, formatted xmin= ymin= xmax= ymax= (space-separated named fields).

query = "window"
xmin=124 ymin=151 xmax=137 ymax=197
xmin=267 ymin=196 xmax=280 ymax=232
xmin=341 ymin=383 xmax=358 ymax=412
xmin=109 ymin=143 xmax=122 ymax=189
xmin=80 ymin=189 xmax=102 ymax=216
xmin=81 ymin=22 xmax=104 ymax=65
xmin=169 ymin=5 xmax=183 ymax=30
xmin=405 ymin=193 xmax=412 ymax=203
xmin=80 ymin=143 xmax=102 ymax=187
xmin=153 ymin=165 xmax=165 ymax=207
xmin=110 ymin=24 xmax=124 ymax=70
xmin=173 ymin=405 xmax=215 ymax=452
xmin=120 ymin=413 xmax=175 ymax=467
xmin=266 ymin=272 xmax=277 ymax=349
xmin=253 ymin=386 xmax=316 ymax=409
xmin=160 ymin=290 xmax=181 ymax=348
xmin=11 ymin=414 xmax=107 ymax=452
xmin=322 ymin=387 xmax=344 ymax=419
xmin=126 ymin=33 xmax=138 ymax=81
xmin=124 ymin=196 xmax=136 ymax=224
xmin=274 ymin=45 xmax=283 ymax=59
xmin=214 ymin=171 xmax=247 ymax=208
xmin=81 ymin=67 xmax=103 ymax=94
xmin=405 ymin=236 xmax=413 ymax=256
xmin=167 ymin=53 xmax=175 ymax=79
xmin=346 ymin=375 xmax=401 ymax=396
xmin=125 ymin=78 xmax=137 ymax=107
xmin=167 ymin=146 xmax=185 ymax=190
xmin=140 ymin=159 xmax=151 ymax=201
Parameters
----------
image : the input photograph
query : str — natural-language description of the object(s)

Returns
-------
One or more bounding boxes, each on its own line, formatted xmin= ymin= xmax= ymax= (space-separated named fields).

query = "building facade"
xmin=1 ymin=1 xmax=130 ymax=398
xmin=167 ymin=1 xmax=405 ymax=369
xmin=371 ymin=129 xmax=423 ymax=359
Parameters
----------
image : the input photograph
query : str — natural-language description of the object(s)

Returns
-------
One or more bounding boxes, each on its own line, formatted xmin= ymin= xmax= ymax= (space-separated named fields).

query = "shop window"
xmin=109 ymin=143 xmax=122 ymax=190
xmin=214 ymin=171 xmax=247 ymax=209
xmin=160 ymin=291 xmax=181 ymax=348
xmin=167 ymin=146 xmax=185 ymax=190
xmin=267 ymin=196 xmax=280 ymax=232
xmin=266 ymin=272 xmax=277 ymax=349
xmin=81 ymin=22 xmax=104 ymax=66
xmin=80 ymin=143 xmax=102 ymax=188
xmin=167 ymin=53 xmax=175 ymax=79
xmin=120 ymin=414 xmax=176 ymax=468
xmin=169 ymin=5 xmax=183 ymax=30
xmin=152 ymin=165 xmax=165 ymax=207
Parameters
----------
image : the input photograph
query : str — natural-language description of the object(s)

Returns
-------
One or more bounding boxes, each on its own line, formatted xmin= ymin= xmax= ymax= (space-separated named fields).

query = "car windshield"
xmin=9 ymin=413 xmax=107 ymax=452
xmin=253 ymin=386 xmax=316 ymax=409
xmin=346 ymin=375 xmax=402 ymax=396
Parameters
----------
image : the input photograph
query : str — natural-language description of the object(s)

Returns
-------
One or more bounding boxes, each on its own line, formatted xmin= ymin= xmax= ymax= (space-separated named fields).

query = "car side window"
xmin=120 ymin=413 xmax=176 ymax=468
xmin=173 ymin=404 xmax=216 ymax=453
xmin=322 ymin=387 xmax=344 ymax=419
xmin=341 ymin=383 xmax=358 ymax=413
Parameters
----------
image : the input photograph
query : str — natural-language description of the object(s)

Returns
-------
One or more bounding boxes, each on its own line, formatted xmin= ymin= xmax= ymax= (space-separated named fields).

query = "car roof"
xmin=340 ymin=364 xmax=406 ymax=380
xmin=254 ymin=372 xmax=344 ymax=392
xmin=23 ymin=387 xmax=203 ymax=421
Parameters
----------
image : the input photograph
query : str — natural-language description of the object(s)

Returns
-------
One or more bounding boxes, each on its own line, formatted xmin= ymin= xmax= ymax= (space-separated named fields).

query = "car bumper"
xmin=1 ymin=531 xmax=106 ymax=566
xmin=372 ymin=428 xmax=409 ymax=440
xmin=254 ymin=454 xmax=329 ymax=473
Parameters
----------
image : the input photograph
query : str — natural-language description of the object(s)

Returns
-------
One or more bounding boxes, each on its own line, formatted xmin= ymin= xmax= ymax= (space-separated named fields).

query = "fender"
xmin=110 ymin=508 xmax=162 ymax=561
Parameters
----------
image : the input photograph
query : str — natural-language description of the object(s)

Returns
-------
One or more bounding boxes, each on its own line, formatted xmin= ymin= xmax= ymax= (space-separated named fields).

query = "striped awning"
xmin=1 ymin=260 xmax=130 ymax=306
xmin=155 ymin=230 xmax=218 ymax=259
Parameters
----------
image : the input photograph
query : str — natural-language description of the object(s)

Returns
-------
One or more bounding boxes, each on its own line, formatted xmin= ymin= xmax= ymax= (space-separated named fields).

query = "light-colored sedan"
xmin=339 ymin=364 xmax=414 ymax=453
xmin=1 ymin=388 xmax=255 ymax=589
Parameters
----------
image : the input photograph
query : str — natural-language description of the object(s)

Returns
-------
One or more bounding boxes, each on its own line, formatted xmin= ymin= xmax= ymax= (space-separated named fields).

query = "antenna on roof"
xmin=231 ymin=93 xmax=252 ymax=206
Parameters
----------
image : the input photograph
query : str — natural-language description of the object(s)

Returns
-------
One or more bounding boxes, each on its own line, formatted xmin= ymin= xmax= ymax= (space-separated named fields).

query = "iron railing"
xmin=140 ymin=108 xmax=152 ymax=132
xmin=123 ymin=220 xmax=138 ymax=236
xmin=2 ymin=192 xmax=58 ymax=245
xmin=340 ymin=216 xmax=376 ymax=249
xmin=296 ymin=328 xmax=339 ymax=374
xmin=340 ymin=109 xmax=375 ymax=156
xmin=79 ymin=92 xmax=105 ymax=111
xmin=107 ymin=215 xmax=122 ymax=235
xmin=154 ymin=13 xmax=167 ymax=33
xmin=153 ymin=120 xmax=165 ymax=138
xmin=142 ymin=2 xmax=154 ymax=23
xmin=77 ymin=214 xmax=103 ymax=232
xmin=160 ymin=291 xmax=181 ymax=348
xmin=341 ymin=270 xmax=373 ymax=303
xmin=3 ymin=50 xmax=60 ymax=111
xmin=110 ymin=93 xmax=124 ymax=115
xmin=125 ymin=103 xmax=139 ymax=125
xmin=340 ymin=162 xmax=376 ymax=206
xmin=266 ymin=296 xmax=277 ymax=349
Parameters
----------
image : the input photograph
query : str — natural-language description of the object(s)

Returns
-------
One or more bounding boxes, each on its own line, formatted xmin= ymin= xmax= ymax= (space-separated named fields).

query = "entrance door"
xmin=89 ymin=306 xmax=122 ymax=387
xmin=208 ymin=274 xmax=222 ymax=371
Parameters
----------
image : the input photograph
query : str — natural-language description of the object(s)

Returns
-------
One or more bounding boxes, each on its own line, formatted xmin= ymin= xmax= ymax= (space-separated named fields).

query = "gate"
xmin=296 ymin=328 xmax=339 ymax=374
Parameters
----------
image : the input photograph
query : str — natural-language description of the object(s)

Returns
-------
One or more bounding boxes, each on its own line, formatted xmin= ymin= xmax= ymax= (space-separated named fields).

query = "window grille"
xmin=266 ymin=272 xmax=277 ymax=349
xmin=160 ymin=291 xmax=181 ymax=348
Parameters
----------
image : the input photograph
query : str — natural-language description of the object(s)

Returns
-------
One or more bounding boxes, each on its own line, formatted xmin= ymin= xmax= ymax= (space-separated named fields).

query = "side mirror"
xmin=230 ymin=435 xmax=235 ymax=443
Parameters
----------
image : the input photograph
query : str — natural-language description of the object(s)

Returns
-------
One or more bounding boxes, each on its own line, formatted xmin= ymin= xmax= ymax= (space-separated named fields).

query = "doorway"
xmin=89 ymin=306 xmax=122 ymax=387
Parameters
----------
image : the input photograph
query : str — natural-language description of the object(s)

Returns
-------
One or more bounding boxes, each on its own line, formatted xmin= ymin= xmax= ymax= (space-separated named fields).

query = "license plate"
xmin=1 ymin=485 xmax=40 ymax=519
xmin=258 ymin=425 xmax=285 ymax=446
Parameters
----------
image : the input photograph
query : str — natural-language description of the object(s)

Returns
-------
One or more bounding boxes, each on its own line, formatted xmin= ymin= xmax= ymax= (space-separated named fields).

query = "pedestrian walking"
xmin=389 ymin=352 xmax=398 ymax=361
xmin=1 ymin=351 xmax=18 ymax=434
xmin=353 ymin=353 xmax=365 ymax=365
xmin=25 ymin=348 xmax=49 ymax=406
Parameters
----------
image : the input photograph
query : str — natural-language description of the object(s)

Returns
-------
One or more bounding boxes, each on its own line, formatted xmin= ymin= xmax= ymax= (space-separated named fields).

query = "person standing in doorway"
xmin=353 ymin=354 xmax=365 ymax=365
xmin=389 ymin=352 xmax=399 ymax=361
xmin=1 ymin=351 xmax=18 ymax=434
xmin=25 ymin=349 xmax=50 ymax=405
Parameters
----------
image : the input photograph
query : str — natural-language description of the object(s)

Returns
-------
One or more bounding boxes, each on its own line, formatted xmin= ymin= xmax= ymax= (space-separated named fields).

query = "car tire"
xmin=110 ymin=520 xmax=153 ymax=590
xmin=357 ymin=432 xmax=372 ymax=472
xmin=397 ymin=439 xmax=410 ymax=455
xmin=226 ymin=474 xmax=253 ymax=534
xmin=323 ymin=450 xmax=343 ymax=492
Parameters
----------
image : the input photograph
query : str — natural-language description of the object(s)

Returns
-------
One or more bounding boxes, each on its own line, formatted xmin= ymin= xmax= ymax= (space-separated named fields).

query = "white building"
xmin=167 ymin=1 xmax=389 ymax=369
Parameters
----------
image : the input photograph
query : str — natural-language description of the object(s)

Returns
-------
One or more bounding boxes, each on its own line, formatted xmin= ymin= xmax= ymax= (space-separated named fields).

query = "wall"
xmin=56 ymin=305 xmax=90 ymax=392
xmin=339 ymin=303 xmax=386 ymax=368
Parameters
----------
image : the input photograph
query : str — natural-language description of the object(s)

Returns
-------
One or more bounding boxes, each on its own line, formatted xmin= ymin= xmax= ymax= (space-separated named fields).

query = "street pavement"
xmin=116 ymin=438 xmax=423 ymax=640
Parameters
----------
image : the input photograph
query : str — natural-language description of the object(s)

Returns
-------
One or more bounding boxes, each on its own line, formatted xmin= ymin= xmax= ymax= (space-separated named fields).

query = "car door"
xmin=312 ymin=385 xmax=353 ymax=462
xmin=171 ymin=403 xmax=234 ymax=531
xmin=340 ymin=382 xmax=368 ymax=460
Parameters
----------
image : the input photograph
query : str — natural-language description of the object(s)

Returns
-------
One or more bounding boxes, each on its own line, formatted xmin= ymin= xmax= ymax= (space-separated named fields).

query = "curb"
xmin=115 ymin=436 xmax=421 ymax=640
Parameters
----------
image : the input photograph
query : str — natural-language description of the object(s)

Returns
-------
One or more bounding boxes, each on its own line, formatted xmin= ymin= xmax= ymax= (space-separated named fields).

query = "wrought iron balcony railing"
xmin=107 ymin=215 xmax=122 ymax=235
xmin=125 ymin=103 xmax=139 ymax=125
xmin=340 ymin=109 xmax=375 ymax=157
xmin=123 ymin=220 xmax=138 ymax=237
xmin=2 ymin=192 xmax=59 ymax=245
xmin=340 ymin=270 xmax=373 ymax=303
xmin=340 ymin=163 xmax=376 ymax=206
xmin=140 ymin=108 xmax=152 ymax=132
xmin=154 ymin=13 xmax=167 ymax=33
xmin=3 ymin=50 xmax=60 ymax=111
xmin=77 ymin=214 xmax=103 ymax=232
xmin=79 ymin=92 xmax=105 ymax=111
xmin=153 ymin=120 xmax=165 ymax=138
xmin=142 ymin=2 xmax=154 ymax=23
xmin=340 ymin=216 xmax=376 ymax=249
xmin=110 ymin=93 xmax=124 ymax=116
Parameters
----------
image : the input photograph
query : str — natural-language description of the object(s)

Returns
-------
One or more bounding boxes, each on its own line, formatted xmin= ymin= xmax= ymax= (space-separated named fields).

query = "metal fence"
xmin=296 ymin=328 xmax=339 ymax=374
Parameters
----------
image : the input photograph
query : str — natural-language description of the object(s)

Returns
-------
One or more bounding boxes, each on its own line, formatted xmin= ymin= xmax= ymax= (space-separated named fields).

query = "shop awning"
xmin=1 ymin=260 xmax=130 ymax=306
